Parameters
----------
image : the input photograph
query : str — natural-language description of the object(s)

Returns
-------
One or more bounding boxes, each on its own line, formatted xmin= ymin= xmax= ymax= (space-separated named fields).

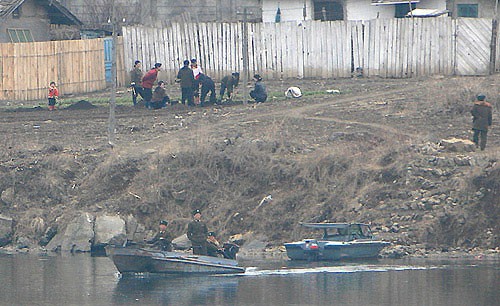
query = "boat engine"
xmin=304 ymin=239 xmax=320 ymax=260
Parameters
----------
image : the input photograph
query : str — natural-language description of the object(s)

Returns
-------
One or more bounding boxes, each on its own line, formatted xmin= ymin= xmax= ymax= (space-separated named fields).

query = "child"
xmin=48 ymin=82 xmax=59 ymax=110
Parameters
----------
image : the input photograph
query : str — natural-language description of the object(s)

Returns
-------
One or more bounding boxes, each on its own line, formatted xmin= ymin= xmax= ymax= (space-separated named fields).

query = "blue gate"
xmin=104 ymin=37 xmax=113 ymax=83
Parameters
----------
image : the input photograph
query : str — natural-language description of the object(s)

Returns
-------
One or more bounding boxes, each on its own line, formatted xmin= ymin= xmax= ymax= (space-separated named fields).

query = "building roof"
xmin=0 ymin=0 xmax=82 ymax=25
xmin=371 ymin=0 xmax=420 ymax=5
xmin=406 ymin=8 xmax=449 ymax=17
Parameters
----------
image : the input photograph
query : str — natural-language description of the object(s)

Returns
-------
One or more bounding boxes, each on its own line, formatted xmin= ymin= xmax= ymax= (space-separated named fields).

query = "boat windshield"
xmin=322 ymin=224 xmax=373 ymax=241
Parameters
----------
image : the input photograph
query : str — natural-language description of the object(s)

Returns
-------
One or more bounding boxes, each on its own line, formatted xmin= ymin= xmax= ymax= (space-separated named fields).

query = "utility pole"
xmin=490 ymin=0 xmax=498 ymax=74
xmin=108 ymin=0 xmax=117 ymax=147
xmin=239 ymin=8 xmax=251 ymax=104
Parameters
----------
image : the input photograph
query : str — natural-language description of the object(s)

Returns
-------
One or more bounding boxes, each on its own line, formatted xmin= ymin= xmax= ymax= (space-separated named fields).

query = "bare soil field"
xmin=1 ymin=75 xmax=499 ymax=256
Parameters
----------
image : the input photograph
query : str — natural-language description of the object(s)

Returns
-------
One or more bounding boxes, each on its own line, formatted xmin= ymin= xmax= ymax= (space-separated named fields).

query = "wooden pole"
xmin=241 ymin=8 xmax=249 ymax=104
xmin=491 ymin=0 xmax=499 ymax=74
xmin=108 ymin=0 xmax=117 ymax=147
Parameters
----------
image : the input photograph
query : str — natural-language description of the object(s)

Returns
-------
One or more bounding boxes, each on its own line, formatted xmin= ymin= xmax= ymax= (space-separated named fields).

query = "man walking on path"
xmin=471 ymin=93 xmax=493 ymax=151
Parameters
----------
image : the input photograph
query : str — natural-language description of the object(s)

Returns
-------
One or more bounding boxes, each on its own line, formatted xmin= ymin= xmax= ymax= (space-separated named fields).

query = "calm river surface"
xmin=0 ymin=253 xmax=498 ymax=306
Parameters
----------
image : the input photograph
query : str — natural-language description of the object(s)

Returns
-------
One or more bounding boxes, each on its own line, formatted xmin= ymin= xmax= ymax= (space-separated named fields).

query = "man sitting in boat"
xmin=146 ymin=220 xmax=172 ymax=251
xmin=206 ymin=231 xmax=223 ymax=257
xmin=206 ymin=231 xmax=240 ymax=259
xmin=187 ymin=209 xmax=208 ymax=255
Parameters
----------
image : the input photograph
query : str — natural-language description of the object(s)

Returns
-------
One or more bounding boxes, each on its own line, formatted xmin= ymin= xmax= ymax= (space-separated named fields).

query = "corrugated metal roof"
xmin=0 ymin=0 xmax=24 ymax=17
xmin=0 ymin=0 xmax=82 ymax=25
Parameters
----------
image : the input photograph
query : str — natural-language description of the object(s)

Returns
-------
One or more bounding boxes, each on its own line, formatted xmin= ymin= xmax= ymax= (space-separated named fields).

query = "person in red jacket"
xmin=142 ymin=63 xmax=162 ymax=108
xmin=47 ymin=81 xmax=59 ymax=111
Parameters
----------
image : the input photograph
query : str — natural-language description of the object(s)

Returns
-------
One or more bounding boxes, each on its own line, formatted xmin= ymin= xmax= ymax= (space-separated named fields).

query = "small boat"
xmin=284 ymin=223 xmax=390 ymax=261
xmin=106 ymin=245 xmax=245 ymax=275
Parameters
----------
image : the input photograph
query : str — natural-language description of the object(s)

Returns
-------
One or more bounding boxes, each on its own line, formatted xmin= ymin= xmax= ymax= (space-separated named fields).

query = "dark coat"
xmin=152 ymin=86 xmax=168 ymax=102
xmin=177 ymin=66 xmax=195 ymax=88
xmin=221 ymin=75 xmax=239 ymax=92
xmin=471 ymin=101 xmax=493 ymax=131
xmin=200 ymin=74 xmax=215 ymax=90
xmin=250 ymin=80 xmax=268 ymax=102
xmin=187 ymin=220 xmax=208 ymax=243
xmin=148 ymin=230 xmax=172 ymax=251
xmin=130 ymin=67 xmax=143 ymax=85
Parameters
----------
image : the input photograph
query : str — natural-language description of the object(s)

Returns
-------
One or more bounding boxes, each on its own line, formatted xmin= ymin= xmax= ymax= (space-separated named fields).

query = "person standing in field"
xmin=471 ymin=94 xmax=493 ymax=151
xmin=48 ymin=81 xmax=59 ymax=111
xmin=190 ymin=58 xmax=203 ymax=105
xmin=142 ymin=63 xmax=162 ymax=109
xmin=176 ymin=60 xmax=195 ymax=106
xmin=130 ymin=60 xmax=144 ymax=106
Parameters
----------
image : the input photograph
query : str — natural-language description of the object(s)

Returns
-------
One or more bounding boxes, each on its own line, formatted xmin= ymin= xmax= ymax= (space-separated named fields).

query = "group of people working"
xmin=130 ymin=59 xmax=268 ymax=109
xmin=146 ymin=209 xmax=237 ymax=259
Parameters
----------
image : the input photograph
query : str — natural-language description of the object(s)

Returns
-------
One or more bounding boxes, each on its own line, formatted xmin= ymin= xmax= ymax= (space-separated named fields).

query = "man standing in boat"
xmin=187 ymin=209 xmax=208 ymax=255
xmin=147 ymin=220 xmax=172 ymax=251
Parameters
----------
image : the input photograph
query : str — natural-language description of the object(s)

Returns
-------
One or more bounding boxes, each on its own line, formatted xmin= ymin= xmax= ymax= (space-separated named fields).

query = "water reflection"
xmin=0 ymin=254 xmax=498 ymax=305
xmin=114 ymin=275 xmax=240 ymax=305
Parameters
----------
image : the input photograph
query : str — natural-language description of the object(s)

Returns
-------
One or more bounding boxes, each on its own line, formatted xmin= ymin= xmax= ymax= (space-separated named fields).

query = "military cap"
xmin=192 ymin=209 xmax=201 ymax=216
xmin=477 ymin=94 xmax=486 ymax=101
xmin=159 ymin=220 xmax=168 ymax=226
xmin=208 ymin=231 xmax=216 ymax=237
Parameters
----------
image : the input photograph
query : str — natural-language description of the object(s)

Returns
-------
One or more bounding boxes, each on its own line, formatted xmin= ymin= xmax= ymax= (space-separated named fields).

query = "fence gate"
xmin=104 ymin=37 xmax=113 ymax=83
xmin=454 ymin=18 xmax=492 ymax=75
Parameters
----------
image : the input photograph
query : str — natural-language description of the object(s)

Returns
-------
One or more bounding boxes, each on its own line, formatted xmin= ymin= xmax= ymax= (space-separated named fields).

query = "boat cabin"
xmin=300 ymin=223 xmax=374 ymax=242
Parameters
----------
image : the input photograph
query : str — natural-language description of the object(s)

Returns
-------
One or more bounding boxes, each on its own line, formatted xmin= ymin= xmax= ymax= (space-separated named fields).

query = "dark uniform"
xmin=187 ymin=210 xmax=208 ymax=255
xmin=250 ymin=75 xmax=267 ymax=103
xmin=177 ymin=61 xmax=195 ymax=106
xmin=206 ymin=232 xmax=222 ymax=257
xmin=147 ymin=221 xmax=172 ymax=251
xmin=130 ymin=65 xmax=144 ymax=105
xmin=471 ymin=94 xmax=493 ymax=151
xmin=199 ymin=74 xmax=217 ymax=105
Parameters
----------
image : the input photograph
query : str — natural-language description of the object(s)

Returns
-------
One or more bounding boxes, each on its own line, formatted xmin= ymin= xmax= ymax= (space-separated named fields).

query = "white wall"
xmin=262 ymin=0 xmax=314 ymax=22
xmin=418 ymin=0 xmax=446 ymax=10
xmin=346 ymin=0 xmax=394 ymax=20
xmin=347 ymin=0 xmax=446 ymax=20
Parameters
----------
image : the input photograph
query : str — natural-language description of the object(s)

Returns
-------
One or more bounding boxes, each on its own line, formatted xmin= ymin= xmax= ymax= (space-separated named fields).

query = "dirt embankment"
xmin=0 ymin=76 xmax=499 ymax=257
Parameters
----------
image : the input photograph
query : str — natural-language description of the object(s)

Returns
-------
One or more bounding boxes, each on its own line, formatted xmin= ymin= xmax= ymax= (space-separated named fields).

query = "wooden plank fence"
xmin=122 ymin=17 xmax=499 ymax=82
xmin=0 ymin=38 xmax=112 ymax=101
xmin=1 ymin=18 xmax=498 ymax=102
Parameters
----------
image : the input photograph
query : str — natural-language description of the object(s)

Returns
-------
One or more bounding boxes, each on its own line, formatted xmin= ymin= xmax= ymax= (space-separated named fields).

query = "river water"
xmin=0 ymin=253 xmax=498 ymax=306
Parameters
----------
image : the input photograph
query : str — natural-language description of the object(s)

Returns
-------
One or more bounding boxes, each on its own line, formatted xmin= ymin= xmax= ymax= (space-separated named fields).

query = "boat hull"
xmin=106 ymin=246 xmax=245 ymax=275
xmin=285 ymin=240 xmax=390 ymax=261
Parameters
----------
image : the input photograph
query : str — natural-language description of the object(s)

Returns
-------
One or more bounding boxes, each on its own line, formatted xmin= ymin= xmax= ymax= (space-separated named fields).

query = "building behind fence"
xmin=0 ymin=37 xmax=126 ymax=101
xmin=123 ymin=18 xmax=500 ymax=82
